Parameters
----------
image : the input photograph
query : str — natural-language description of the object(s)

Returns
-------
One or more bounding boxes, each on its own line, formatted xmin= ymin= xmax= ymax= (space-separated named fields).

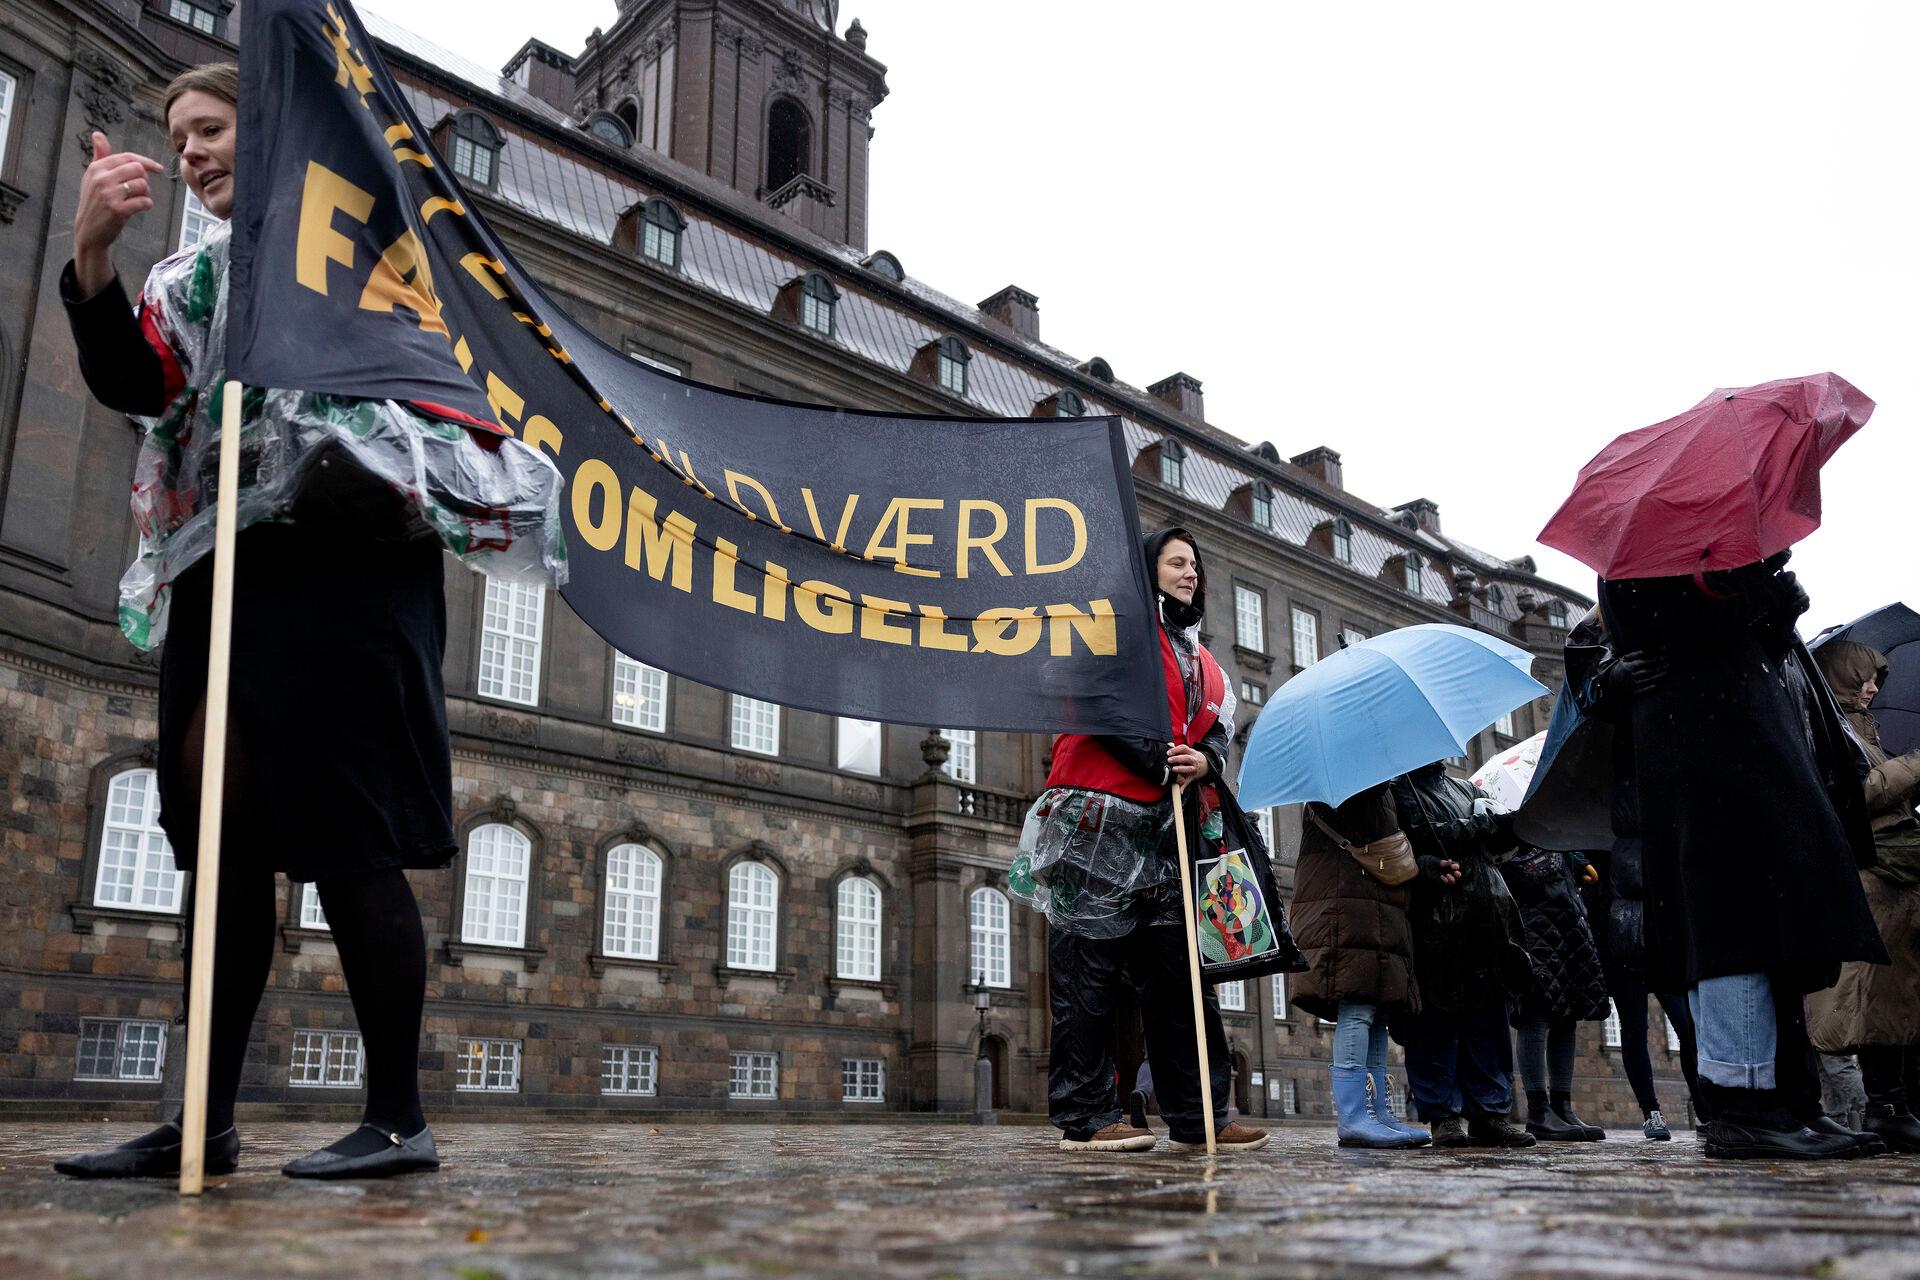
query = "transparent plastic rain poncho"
xmin=1010 ymin=615 xmax=1235 ymax=938
xmin=116 ymin=222 xmax=567 ymax=651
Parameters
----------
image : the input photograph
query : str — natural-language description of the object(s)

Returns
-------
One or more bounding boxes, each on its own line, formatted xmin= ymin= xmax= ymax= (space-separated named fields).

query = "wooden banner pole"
xmin=1169 ymin=779 xmax=1218 ymax=1155
xmin=179 ymin=379 xmax=243 ymax=1197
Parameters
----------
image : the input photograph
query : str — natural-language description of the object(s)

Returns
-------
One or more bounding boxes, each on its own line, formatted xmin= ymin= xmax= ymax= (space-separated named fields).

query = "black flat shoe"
xmin=282 ymin=1125 xmax=440 ymax=1180
xmin=54 ymin=1123 xmax=240 ymax=1179
xmin=1806 ymin=1114 xmax=1887 ymax=1157
xmin=1702 ymin=1117 xmax=1857 ymax=1161
xmin=1128 ymin=1089 xmax=1151 ymax=1131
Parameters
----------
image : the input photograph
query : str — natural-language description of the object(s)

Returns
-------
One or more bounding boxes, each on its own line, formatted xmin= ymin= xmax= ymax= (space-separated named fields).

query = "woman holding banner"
xmin=1013 ymin=527 xmax=1286 ymax=1152
xmin=53 ymin=63 xmax=564 ymax=1181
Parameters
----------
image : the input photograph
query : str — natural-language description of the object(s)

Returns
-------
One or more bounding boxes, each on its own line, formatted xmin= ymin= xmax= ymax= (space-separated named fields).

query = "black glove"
xmin=1602 ymin=650 xmax=1669 ymax=701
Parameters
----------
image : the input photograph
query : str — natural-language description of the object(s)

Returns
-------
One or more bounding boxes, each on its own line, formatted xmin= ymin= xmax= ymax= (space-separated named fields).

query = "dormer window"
xmin=800 ymin=272 xmax=838 ymax=336
xmin=1404 ymin=552 xmax=1424 ymax=595
xmin=587 ymin=111 xmax=633 ymax=148
xmin=1546 ymin=600 xmax=1570 ymax=628
xmin=1160 ymin=439 xmax=1186 ymax=490
xmin=1332 ymin=518 xmax=1353 ymax=564
xmin=936 ymin=336 xmax=970 ymax=395
xmin=1054 ymin=389 xmax=1084 ymax=418
xmin=640 ymin=198 xmax=686 ymax=268
xmin=862 ymin=250 xmax=904 ymax=282
xmin=167 ymin=0 xmax=221 ymax=35
xmin=1488 ymin=584 xmax=1505 ymax=609
xmin=1082 ymin=357 xmax=1115 ymax=383
xmin=1250 ymin=481 xmax=1272 ymax=529
xmin=450 ymin=113 xmax=504 ymax=188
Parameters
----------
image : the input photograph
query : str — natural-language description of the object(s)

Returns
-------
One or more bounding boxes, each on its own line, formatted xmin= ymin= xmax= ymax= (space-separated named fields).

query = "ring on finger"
xmin=121 ymin=181 xmax=132 ymax=199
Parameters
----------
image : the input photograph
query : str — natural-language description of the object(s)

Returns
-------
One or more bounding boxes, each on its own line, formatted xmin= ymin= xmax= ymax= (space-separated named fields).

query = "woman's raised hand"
xmin=73 ymin=132 xmax=166 ymax=298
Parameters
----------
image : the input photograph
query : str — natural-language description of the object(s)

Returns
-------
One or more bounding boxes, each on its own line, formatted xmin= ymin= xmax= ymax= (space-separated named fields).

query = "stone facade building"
xmin=0 ymin=0 xmax=1687 ymax=1126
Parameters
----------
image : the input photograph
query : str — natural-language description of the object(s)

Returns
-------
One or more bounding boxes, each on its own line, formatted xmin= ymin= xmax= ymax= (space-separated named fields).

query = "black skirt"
xmin=156 ymin=522 xmax=457 ymax=881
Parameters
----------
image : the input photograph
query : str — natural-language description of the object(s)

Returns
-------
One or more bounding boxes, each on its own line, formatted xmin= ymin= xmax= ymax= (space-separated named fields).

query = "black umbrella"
xmin=1810 ymin=602 xmax=1920 ymax=755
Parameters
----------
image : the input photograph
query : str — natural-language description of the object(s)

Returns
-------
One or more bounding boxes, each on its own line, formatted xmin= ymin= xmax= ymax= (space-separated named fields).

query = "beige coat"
xmin=1808 ymin=641 xmax=1920 ymax=1052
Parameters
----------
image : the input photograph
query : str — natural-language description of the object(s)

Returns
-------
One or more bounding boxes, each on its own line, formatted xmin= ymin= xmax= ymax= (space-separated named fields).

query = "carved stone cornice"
xmin=72 ymin=46 xmax=134 ymax=161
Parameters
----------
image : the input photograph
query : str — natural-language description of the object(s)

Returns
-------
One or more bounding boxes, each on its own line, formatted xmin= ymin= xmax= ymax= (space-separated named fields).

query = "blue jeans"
xmin=1333 ymin=1001 xmax=1390 ymax=1072
xmin=1689 ymin=973 xmax=1776 ymax=1089
xmin=1402 ymin=978 xmax=1514 ymax=1121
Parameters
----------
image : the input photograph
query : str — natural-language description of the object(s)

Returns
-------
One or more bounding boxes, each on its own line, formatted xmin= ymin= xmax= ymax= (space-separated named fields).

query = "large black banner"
xmin=227 ymin=0 xmax=1169 ymax=739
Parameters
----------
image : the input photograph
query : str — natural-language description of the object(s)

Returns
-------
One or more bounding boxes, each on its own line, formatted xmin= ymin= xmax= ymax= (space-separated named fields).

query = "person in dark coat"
xmin=1500 ymin=845 xmax=1612 ymax=1140
xmin=1564 ymin=609 xmax=1701 ymax=1141
xmin=1597 ymin=555 xmax=1888 ymax=1160
xmin=1394 ymin=763 xmax=1539 ymax=1148
xmin=1807 ymin=640 xmax=1920 ymax=1152
xmin=52 ymin=64 xmax=562 ymax=1182
xmin=1293 ymin=782 xmax=1429 ymax=1148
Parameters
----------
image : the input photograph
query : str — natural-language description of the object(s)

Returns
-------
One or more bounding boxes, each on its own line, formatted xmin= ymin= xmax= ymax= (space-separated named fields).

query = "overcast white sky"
xmin=370 ymin=0 xmax=1914 ymax=628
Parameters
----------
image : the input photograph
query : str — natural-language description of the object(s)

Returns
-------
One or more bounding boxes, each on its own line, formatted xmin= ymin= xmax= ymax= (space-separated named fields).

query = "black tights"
xmin=1612 ymin=982 xmax=1700 ymax=1117
xmin=178 ymin=864 xmax=428 ymax=1142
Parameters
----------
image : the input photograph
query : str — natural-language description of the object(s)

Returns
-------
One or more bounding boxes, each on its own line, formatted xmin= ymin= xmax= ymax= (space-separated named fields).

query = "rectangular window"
xmin=94 ymin=769 xmax=183 ymax=914
xmin=641 ymin=219 xmax=677 ymax=265
xmin=177 ymin=190 xmax=218 ymax=251
xmin=842 ymin=1057 xmax=885 ymax=1103
xmin=729 ymin=1051 xmax=778 ymax=1099
xmin=462 ymin=825 xmax=531 ymax=948
xmin=612 ymin=653 xmax=668 ymax=732
xmin=455 ymin=1038 xmax=522 ymax=1091
xmin=1234 ymin=585 xmax=1264 ymax=652
xmin=74 ymin=1019 xmax=167 ymax=1082
xmin=836 ymin=718 xmax=882 ymax=775
xmin=1341 ymin=626 xmax=1369 ymax=650
xmin=938 ymin=352 xmax=966 ymax=394
xmin=1494 ymin=710 xmax=1516 ymax=738
xmin=1239 ymin=679 xmax=1265 ymax=706
xmin=1252 ymin=807 xmax=1275 ymax=854
xmin=0 ymin=73 xmax=13 ymax=173
xmin=1404 ymin=556 xmax=1424 ymax=595
xmin=730 ymin=695 xmax=781 ymax=755
xmin=1160 ymin=449 xmax=1183 ymax=490
xmin=1604 ymin=1001 xmax=1623 ymax=1049
xmin=1283 ymin=1079 xmax=1298 ymax=1115
xmin=299 ymin=883 xmax=329 ymax=930
xmin=1251 ymin=490 xmax=1271 ymax=528
xmin=1271 ymin=972 xmax=1289 ymax=1019
xmin=167 ymin=0 xmax=218 ymax=34
xmin=1332 ymin=524 xmax=1353 ymax=563
xmin=289 ymin=1029 xmax=364 ymax=1088
xmin=970 ymin=890 xmax=1011 ymax=989
xmin=802 ymin=291 xmax=833 ymax=335
xmin=450 ymin=134 xmax=493 ymax=186
xmin=477 ymin=576 xmax=544 ymax=706
xmin=941 ymin=729 xmax=977 ymax=784
xmin=1217 ymin=980 xmax=1246 ymax=1012
xmin=601 ymin=1045 xmax=659 ymax=1096
xmin=1291 ymin=607 xmax=1320 ymax=669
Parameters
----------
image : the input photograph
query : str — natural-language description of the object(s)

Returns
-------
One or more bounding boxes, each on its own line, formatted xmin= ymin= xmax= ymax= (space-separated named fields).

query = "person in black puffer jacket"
xmin=1502 ymin=845 xmax=1612 ymax=1140
xmin=1395 ymin=763 xmax=1540 ymax=1148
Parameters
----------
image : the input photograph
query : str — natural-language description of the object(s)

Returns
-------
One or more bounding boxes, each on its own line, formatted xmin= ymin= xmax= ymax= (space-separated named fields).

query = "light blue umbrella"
xmin=1236 ymin=624 xmax=1550 ymax=810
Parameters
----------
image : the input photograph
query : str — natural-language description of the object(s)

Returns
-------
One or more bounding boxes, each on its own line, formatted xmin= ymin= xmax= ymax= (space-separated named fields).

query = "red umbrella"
xmin=1539 ymin=372 xmax=1872 ymax=580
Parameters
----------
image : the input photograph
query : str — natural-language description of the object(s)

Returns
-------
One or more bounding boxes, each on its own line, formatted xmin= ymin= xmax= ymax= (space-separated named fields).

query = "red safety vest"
xmin=1044 ymin=627 xmax=1226 ymax=804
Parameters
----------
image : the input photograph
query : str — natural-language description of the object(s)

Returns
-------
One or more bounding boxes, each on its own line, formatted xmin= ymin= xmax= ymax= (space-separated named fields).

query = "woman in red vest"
xmin=1014 ymin=527 xmax=1269 ymax=1152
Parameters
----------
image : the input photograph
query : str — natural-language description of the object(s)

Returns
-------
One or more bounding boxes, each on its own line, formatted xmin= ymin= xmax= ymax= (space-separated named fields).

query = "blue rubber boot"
xmin=1334 ymin=1066 xmax=1416 ymax=1148
xmin=1371 ymin=1069 xmax=1431 ymax=1145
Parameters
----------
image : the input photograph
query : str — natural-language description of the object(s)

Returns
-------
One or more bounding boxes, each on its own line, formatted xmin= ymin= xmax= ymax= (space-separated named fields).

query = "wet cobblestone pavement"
xmin=0 ymin=1122 xmax=1917 ymax=1279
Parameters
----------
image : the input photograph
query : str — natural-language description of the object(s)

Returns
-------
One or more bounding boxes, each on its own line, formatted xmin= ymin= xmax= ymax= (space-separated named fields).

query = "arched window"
xmin=766 ymin=97 xmax=813 ymax=191
xmin=587 ymin=111 xmax=632 ymax=148
xmin=936 ymin=336 xmax=970 ymax=395
xmin=1331 ymin=518 xmax=1353 ymax=564
xmin=1403 ymin=552 xmax=1424 ymax=595
xmin=640 ymin=198 xmax=686 ymax=268
xmin=1546 ymin=600 xmax=1570 ymax=628
xmin=835 ymin=876 xmax=882 ymax=981
xmin=1159 ymin=439 xmax=1186 ymax=490
xmin=726 ymin=861 xmax=779 ymax=971
xmin=862 ymin=250 xmax=904 ymax=281
xmin=449 ymin=112 xmax=503 ymax=188
xmin=603 ymin=843 xmax=662 ymax=960
xmin=969 ymin=886 xmax=1010 ymax=988
xmin=615 ymin=100 xmax=640 ymax=138
xmin=462 ymin=823 xmax=531 ymax=947
xmin=93 ymin=768 xmax=182 ymax=913
xmin=799 ymin=271 xmax=838 ymax=336
xmin=1082 ymin=357 xmax=1114 ymax=383
xmin=1053 ymin=389 xmax=1084 ymax=418
xmin=1250 ymin=480 xmax=1273 ymax=529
